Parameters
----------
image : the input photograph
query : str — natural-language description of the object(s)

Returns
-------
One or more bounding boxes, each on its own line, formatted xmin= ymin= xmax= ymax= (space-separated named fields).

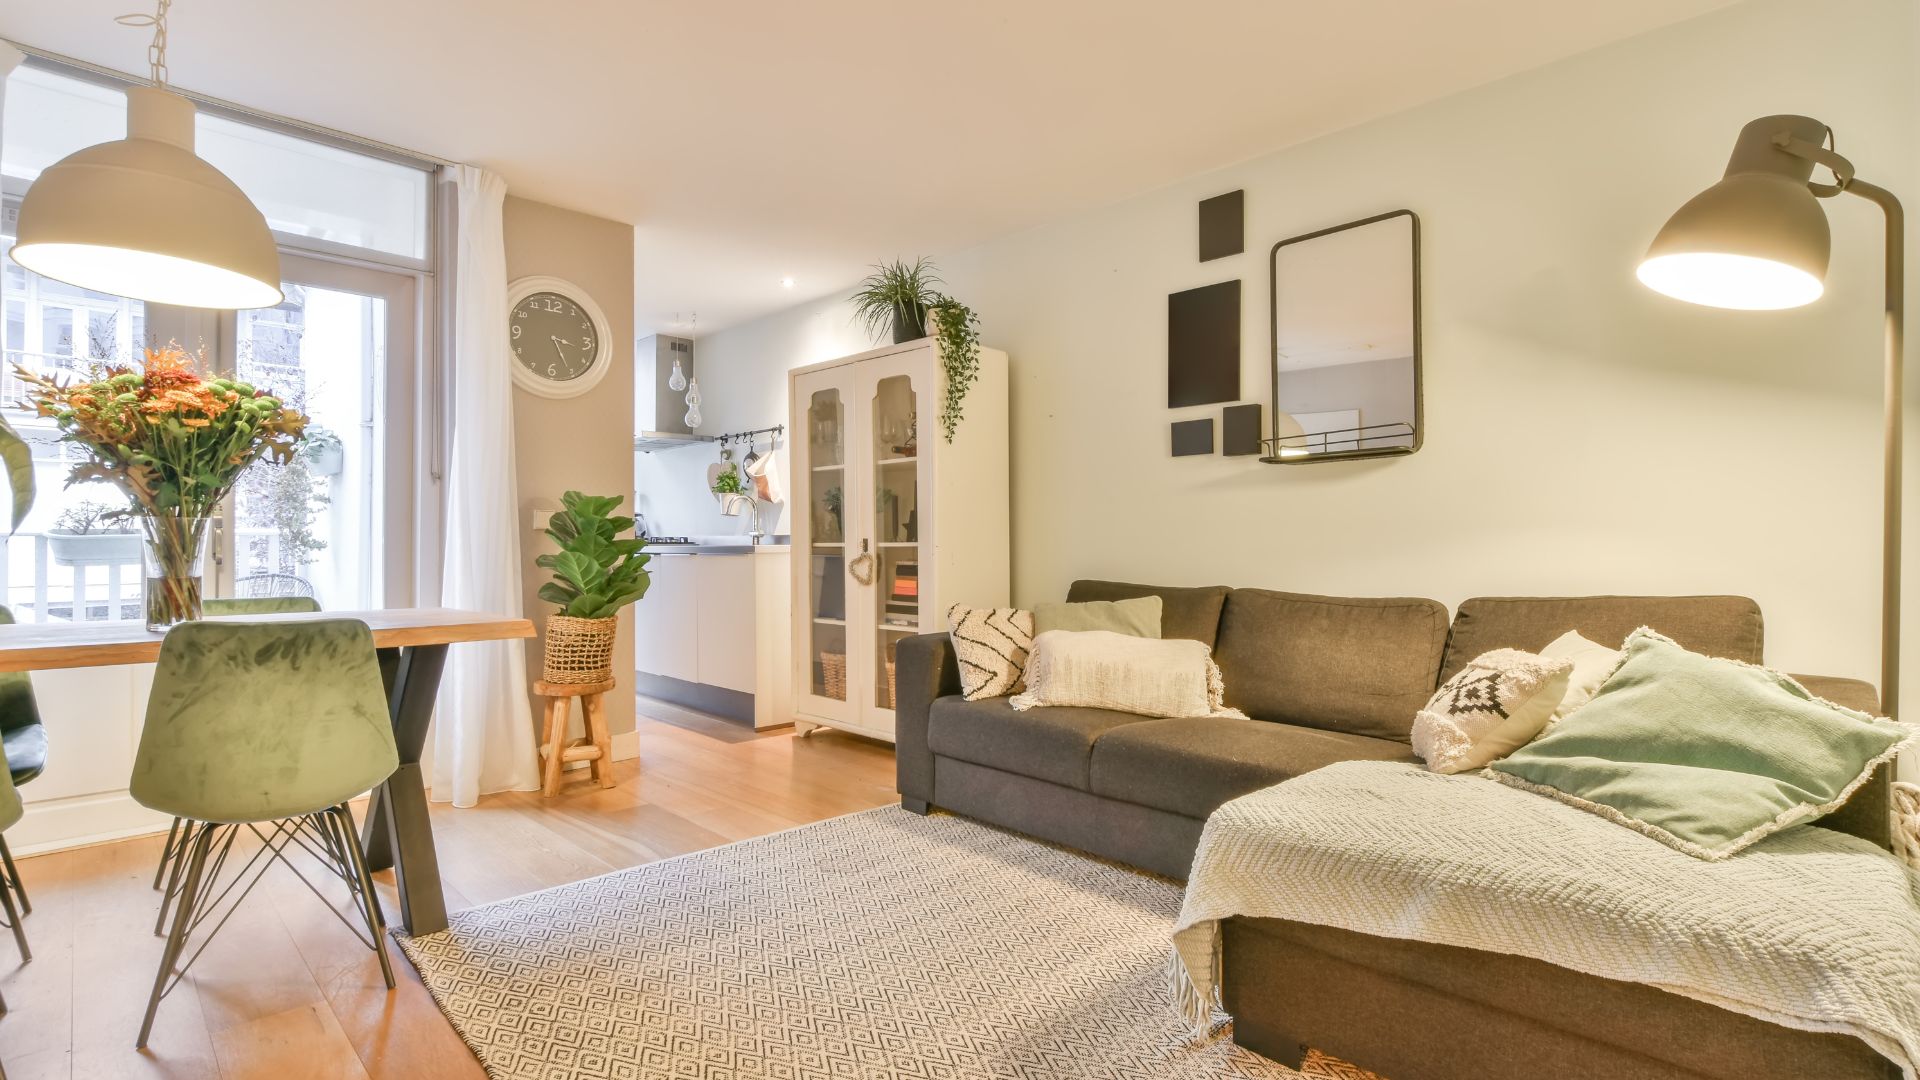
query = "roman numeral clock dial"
xmin=506 ymin=277 xmax=614 ymax=399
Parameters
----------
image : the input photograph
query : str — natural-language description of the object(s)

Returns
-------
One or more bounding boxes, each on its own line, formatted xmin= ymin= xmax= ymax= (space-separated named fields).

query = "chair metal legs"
xmin=151 ymin=816 xmax=183 ymax=890
xmin=0 ymin=836 xmax=28 ymax=963
xmin=138 ymin=804 xmax=395 ymax=1048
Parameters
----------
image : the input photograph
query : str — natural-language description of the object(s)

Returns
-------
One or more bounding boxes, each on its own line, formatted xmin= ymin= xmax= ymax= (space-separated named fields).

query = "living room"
xmin=0 ymin=0 xmax=1914 ymax=1078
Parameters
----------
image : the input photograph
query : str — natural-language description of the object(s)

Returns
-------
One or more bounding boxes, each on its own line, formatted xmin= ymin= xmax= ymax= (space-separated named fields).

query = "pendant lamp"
xmin=11 ymin=1 xmax=282 ymax=310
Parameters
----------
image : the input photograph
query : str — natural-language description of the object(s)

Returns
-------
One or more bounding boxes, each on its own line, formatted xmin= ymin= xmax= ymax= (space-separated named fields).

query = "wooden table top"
xmin=0 ymin=607 xmax=535 ymax=672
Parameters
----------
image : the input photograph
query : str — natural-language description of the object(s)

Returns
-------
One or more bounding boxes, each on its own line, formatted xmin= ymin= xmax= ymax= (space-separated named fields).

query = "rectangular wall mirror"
xmin=1263 ymin=209 xmax=1421 ymax=463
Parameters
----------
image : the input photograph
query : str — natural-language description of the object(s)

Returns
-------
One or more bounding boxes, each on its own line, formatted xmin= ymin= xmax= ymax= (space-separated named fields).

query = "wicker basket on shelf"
xmin=820 ymin=652 xmax=848 ymax=700
xmin=885 ymin=659 xmax=897 ymax=710
xmin=542 ymin=614 xmax=619 ymax=685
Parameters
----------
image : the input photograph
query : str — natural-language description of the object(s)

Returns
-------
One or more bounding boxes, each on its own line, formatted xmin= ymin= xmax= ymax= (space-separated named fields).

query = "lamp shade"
xmin=1637 ymin=114 xmax=1832 ymax=311
xmin=12 ymin=87 xmax=282 ymax=310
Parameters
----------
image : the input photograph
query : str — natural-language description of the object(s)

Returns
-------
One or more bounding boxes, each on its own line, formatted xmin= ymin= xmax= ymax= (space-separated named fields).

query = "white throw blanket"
xmin=1172 ymin=761 xmax=1920 ymax=1077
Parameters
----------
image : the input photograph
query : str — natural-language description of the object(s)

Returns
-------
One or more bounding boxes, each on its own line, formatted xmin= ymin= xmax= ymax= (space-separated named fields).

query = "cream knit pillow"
xmin=1009 ymin=630 xmax=1245 ymax=719
xmin=1413 ymin=649 xmax=1572 ymax=774
xmin=1541 ymin=629 xmax=1624 ymax=719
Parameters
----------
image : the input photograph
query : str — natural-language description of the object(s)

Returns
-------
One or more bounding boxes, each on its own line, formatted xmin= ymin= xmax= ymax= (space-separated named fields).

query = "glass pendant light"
xmin=668 ymin=357 xmax=687 ymax=392
xmin=684 ymin=377 xmax=703 ymax=429
xmin=11 ymin=1 xmax=283 ymax=310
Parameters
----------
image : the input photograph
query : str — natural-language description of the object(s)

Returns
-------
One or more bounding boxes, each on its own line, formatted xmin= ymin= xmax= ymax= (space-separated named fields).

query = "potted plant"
xmin=48 ymin=499 xmax=141 ymax=567
xmin=535 ymin=491 xmax=651 ymax=686
xmin=848 ymin=257 xmax=982 ymax=442
xmin=300 ymin=426 xmax=345 ymax=477
xmin=711 ymin=461 xmax=748 ymax=517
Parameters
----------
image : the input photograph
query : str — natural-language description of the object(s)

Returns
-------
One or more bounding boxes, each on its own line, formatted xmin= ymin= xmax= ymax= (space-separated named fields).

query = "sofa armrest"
xmin=1792 ymin=673 xmax=1892 ymax=851
xmin=895 ymin=632 xmax=961 ymax=812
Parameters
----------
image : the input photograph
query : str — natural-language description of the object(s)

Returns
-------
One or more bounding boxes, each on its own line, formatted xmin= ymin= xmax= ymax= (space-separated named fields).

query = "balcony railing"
xmin=0 ymin=527 xmax=297 ymax=623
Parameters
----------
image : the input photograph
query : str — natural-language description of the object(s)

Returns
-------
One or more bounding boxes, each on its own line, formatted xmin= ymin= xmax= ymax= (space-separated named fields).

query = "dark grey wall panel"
xmin=1171 ymin=418 xmax=1214 ymax=457
xmin=1168 ymin=280 xmax=1240 ymax=408
xmin=1222 ymin=403 xmax=1262 ymax=456
xmin=1199 ymin=190 xmax=1245 ymax=262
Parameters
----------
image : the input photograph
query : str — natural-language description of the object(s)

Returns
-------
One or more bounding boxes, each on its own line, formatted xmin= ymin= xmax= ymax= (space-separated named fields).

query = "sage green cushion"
xmin=1488 ymin=628 xmax=1911 ymax=860
xmin=131 ymin=619 xmax=397 ymax=823
xmin=1032 ymin=597 xmax=1162 ymax=638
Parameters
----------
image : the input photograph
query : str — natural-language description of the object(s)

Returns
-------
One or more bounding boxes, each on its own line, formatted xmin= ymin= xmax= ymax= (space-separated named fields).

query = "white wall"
xmin=661 ymin=0 xmax=1920 ymax=696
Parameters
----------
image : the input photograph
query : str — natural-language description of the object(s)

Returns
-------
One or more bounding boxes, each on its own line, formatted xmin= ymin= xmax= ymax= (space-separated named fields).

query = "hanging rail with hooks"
xmin=712 ymin=425 xmax=785 ymax=447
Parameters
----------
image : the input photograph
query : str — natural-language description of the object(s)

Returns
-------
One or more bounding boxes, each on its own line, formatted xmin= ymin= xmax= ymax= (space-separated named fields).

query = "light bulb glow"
xmin=1636 ymin=252 xmax=1823 ymax=311
xmin=667 ymin=358 xmax=687 ymax=392
xmin=12 ymin=242 xmax=283 ymax=309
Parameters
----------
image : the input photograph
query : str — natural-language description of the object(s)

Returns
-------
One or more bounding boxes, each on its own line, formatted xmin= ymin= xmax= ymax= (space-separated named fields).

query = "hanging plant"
xmin=927 ymin=296 xmax=980 ymax=443
xmin=848 ymin=257 xmax=982 ymax=443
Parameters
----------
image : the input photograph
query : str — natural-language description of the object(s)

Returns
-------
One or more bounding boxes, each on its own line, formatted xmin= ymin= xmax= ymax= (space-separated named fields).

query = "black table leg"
xmin=361 ymin=643 xmax=450 ymax=936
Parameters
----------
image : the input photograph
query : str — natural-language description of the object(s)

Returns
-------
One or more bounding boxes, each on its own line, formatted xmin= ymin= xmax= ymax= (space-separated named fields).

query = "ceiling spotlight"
xmin=780 ymin=277 xmax=795 ymax=289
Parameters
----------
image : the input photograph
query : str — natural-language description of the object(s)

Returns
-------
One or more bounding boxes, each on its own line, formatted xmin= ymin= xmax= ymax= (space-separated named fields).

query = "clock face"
xmin=510 ymin=291 xmax=600 ymax=383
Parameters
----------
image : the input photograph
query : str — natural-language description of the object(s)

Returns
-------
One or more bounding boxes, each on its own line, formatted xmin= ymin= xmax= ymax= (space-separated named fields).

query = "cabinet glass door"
xmin=803 ymin=384 xmax=849 ymax=704
xmin=871 ymin=372 xmax=922 ymax=711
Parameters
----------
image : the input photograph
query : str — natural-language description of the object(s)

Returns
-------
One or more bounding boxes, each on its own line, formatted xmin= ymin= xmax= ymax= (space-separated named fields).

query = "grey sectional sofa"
xmin=893 ymin=580 xmax=1898 ymax=1080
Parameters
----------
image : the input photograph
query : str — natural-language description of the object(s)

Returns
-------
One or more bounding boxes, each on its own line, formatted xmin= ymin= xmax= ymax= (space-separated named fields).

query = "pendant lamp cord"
xmin=114 ymin=0 xmax=171 ymax=88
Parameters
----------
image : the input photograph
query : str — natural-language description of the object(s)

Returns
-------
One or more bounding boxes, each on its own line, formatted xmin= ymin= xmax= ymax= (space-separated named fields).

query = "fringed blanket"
xmin=1172 ymin=761 xmax=1920 ymax=1078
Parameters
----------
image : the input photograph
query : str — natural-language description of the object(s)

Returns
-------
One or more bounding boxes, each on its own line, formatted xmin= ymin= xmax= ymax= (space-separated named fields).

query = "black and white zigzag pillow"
xmin=946 ymin=604 xmax=1035 ymax=700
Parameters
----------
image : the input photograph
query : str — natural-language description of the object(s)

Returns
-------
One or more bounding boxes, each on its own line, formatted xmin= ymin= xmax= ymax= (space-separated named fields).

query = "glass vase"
xmin=142 ymin=513 xmax=211 ymax=631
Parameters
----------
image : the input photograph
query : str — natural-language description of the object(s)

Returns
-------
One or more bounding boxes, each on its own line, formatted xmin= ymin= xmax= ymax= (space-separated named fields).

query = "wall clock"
xmin=507 ymin=275 xmax=613 ymax=399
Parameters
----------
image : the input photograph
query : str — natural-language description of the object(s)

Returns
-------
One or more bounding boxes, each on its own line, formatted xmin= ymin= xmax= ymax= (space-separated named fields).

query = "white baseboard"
xmin=13 ymin=790 xmax=173 ymax=857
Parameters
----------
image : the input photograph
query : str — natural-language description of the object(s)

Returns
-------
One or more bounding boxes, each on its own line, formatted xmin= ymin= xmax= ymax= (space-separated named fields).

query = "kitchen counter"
xmin=646 ymin=543 xmax=791 ymax=555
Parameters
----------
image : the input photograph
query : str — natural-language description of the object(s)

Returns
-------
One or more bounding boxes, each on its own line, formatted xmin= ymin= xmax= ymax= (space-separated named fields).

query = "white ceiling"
xmin=0 ymin=1 xmax=1734 ymax=338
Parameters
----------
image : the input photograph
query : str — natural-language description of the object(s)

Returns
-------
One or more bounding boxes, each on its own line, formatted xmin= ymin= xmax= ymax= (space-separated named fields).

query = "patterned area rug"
xmin=397 ymin=807 xmax=1382 ymax=1080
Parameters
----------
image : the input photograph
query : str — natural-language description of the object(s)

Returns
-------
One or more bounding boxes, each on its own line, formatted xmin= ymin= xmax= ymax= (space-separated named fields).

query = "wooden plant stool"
xmin=534 ymin=679 xmax=616 ymax=797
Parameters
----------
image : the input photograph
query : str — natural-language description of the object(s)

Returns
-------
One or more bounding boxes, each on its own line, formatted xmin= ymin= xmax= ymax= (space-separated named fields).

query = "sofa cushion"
xmin=1066 ymin=580 xmax=1229 ymax=648
xmin=1441 ymin=595 xmax=1763 ymax=682
xmin=1090 ymin=715 xmax=1418 ymax=820
xmin=925 ymin=695 xmax=1152 ymax=791
xmin=1212 ymin=589 xmax=1448 ymax=742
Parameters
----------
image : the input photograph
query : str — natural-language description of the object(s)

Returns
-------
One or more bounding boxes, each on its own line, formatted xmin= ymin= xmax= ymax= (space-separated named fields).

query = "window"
xmin=3 ymin=65 xmax=430 ymax=263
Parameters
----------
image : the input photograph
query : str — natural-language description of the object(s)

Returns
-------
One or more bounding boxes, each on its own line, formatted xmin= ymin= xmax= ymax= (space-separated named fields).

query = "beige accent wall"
xmin=504 ymin=195 xmax=637 ymax=738
xmin=677 ymin=0 xmax=1920 ymax=705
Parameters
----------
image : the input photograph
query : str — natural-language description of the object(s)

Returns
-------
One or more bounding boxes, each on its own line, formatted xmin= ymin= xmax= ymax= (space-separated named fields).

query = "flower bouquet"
xmin=18 ymin=345 xmax=308 ymax=628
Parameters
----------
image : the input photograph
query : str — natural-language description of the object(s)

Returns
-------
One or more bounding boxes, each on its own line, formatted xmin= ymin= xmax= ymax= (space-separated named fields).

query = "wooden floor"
xmin=0 ymin=707 xmax=898 ymax=1080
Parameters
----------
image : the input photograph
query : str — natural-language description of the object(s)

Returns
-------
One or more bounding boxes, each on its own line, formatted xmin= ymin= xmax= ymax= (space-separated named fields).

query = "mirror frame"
xmin=1263 ymin=208 xmax=1423 ymax=464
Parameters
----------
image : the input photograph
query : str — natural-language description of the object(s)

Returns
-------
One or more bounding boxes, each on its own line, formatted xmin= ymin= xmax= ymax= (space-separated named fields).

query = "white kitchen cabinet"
xmin=694 ymin=555 xmax=757 ymax=694
xmin=632 ymin=553 xmax=698 ymax=683
xmin=788 ymin=338 xmax=1009 ymax=743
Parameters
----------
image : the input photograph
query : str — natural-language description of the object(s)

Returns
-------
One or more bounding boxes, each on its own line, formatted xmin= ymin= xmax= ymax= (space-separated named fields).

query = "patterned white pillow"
xmin=1412 ymin=649 xmax=1572 ymax=774
xmin=946 ymin=605 xmax=1035 ymax=700
xmin=1541 ymin=629 xmax=1624 ymax=719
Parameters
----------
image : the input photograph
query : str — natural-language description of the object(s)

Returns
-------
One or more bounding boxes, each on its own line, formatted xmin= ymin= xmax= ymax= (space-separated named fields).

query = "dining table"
xmin=0 ymin=606 xmax=535 ymax=937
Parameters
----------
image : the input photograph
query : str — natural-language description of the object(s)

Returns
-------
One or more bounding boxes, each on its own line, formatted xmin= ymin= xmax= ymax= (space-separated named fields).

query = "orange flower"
xmin=181 ymin=417 xmax=210 ymax=428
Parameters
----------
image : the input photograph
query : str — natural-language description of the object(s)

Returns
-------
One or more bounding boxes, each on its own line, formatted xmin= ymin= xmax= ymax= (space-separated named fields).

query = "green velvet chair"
xmin=150 ymin=596 xmax=322 ymax=895
xmin=0 ymin=763 xmax=27 ymax=973
xmin=0 ymin=607 xmax=43 ymax=922
xmin=133 ymin=617 xmax=397 ymax=1048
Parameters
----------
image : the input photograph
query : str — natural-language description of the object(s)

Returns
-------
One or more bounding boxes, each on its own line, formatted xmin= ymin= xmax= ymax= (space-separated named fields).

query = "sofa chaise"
xmin=893 ymin=580 xmax=1898 ymax=1080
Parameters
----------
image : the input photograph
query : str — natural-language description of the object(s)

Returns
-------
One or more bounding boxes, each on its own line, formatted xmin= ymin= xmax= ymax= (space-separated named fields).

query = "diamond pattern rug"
xmin=397 ymin=807 xmax=1383 ymax=1080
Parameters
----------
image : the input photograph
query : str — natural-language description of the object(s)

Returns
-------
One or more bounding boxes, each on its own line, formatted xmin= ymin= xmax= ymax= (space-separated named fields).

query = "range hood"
xmin=634 ymin=335 xmax=708 ymax=453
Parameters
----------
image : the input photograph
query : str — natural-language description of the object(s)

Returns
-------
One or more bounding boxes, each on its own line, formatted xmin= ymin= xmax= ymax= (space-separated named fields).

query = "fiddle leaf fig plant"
xmin=536 ymin=490 xmax=651 ymax=620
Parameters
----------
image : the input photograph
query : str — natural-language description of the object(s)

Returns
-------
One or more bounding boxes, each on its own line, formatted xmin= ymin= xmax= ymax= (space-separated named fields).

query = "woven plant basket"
xmin=543 ymin=614 xmax=619 ymax=685
xmin=820 ymin=652 xmax=847 ymax=700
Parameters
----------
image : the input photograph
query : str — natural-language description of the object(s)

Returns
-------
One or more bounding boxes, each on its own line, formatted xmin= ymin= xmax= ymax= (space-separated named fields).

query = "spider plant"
xmin=850 ymin=258 xmax=941 ymax=344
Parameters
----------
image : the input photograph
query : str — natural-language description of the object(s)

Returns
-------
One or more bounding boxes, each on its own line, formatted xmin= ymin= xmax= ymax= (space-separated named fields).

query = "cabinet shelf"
xmin=877 ymin=456 xmax=917 ymax=466
xmin=876 ymin=542 xmax=916 ymax=549
xmin=880 ymin=622 xmax=919 ymax=633
xmin=812 ymin=542 xmax=844 ymax=548
xmin=812 ymin=463 xmax=845 ymax=472
xmin=812 ymin=617 xmax=846 ymax=626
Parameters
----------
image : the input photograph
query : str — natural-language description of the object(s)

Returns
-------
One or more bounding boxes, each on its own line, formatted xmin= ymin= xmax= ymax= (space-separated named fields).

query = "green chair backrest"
xmin=131 ymin=619 xmax=397 ymax=823
xmin=204 ymin=596 xmax=323 ymax=616
xmin=0 ymin=606 xmax=40 ymax=737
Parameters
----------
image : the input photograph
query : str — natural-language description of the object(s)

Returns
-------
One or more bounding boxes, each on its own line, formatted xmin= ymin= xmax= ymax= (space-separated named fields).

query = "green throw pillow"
xmin=1031 ymin=596 xmax=1162 ymax=638
xmin=1488 ymin=627 xmax=1910 ymax=861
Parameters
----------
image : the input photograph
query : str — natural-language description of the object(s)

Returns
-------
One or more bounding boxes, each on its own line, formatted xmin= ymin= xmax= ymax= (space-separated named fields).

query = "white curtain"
xmin=431 ymin=164 xmax=540 ymax=806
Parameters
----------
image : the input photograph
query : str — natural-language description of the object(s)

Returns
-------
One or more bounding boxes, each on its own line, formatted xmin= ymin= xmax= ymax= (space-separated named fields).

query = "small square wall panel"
xmin=1168 ymin=280 xmax=1240 ymax=408
xmin=1171 ymin=418 xmax=1214 ymax=457
xmin=1222 ymin=402 xmax=1262 ymax=456
xmin=1199 ymin=190 xmax=1244 ymax=262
